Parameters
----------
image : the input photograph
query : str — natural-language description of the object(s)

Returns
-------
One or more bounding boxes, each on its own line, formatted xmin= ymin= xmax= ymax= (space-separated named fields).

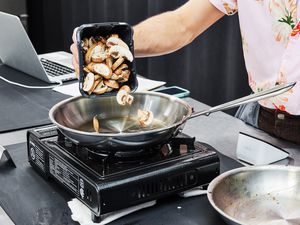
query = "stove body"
xmin=27 ymin=125 xmax=220 ymax=222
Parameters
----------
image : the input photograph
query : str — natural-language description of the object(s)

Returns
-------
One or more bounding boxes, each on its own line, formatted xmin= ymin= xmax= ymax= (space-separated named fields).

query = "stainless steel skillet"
xmin=49 ymin=82 xmax=295 ymax=149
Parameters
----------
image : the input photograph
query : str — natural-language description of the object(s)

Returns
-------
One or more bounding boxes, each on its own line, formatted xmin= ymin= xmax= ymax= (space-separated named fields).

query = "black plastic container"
xmin=76 ymin=22 xmax=138 ymax=97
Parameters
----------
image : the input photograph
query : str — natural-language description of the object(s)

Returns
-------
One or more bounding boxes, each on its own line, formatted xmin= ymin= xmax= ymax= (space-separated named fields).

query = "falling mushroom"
xmin=93 ymin=115 xmax=100 ymax=132
xmin=137 ymin=109 xmax=154 ymax=128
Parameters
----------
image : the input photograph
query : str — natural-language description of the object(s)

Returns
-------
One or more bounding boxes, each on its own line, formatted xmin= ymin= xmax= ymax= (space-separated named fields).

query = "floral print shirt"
xmin=209 ymin=0 xmax=300 ymax=115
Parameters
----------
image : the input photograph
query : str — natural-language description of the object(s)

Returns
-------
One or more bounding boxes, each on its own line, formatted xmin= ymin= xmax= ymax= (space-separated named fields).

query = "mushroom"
xmin=88 ymin=79 xmax=101 ymax=95
xmin=118 ymin=70 xmax=130 ymax=82
xmin=97 ymin=36 xmax=107 ymax=44
xmin=126 ymin=94 xmax=134 ymax=105
xmin=85 ymin=44 xmax=97 ymax=64
xmin=105 ymin=57 xmax=113 ymax=68
xmin=83 ymin=72 xmax=95 ymax=92
xmin=111 ymin=57 xmax=125 ymax=71
xmin=91 ymin=44 xmax=107 ymax=63
xmin=110 ymin=34 xmax=119 ymax=38
xmin=93 ymin=63 xmax=112 ymax=79
xmin=93 ymin=81 xmax=108 ymax=94
xmin=93 ymin=115 xmax=100 ymax=132
xmin=120 ymin=85 xmax=131 ymax=93
xmin=137 ymin=109 xmax=154 ymax=128
xmin=83 ymin=66 xmax=91 ymax=74
xmin=110 ymin=73 xmax=119 ymax=80
xmin=81 ymin=38 xmax=89 ymax=52
xmin=86 ymin=62 xmax=95 ymax=72
xmin=109 ymin=45 xmax=133 ymax=62
xmin=114 ymin=63 xmax=128 ymax=75
xmin=104 ymin=79 xmax=120 ymax=89
xmin=116 ymin=88 xmax=134 ymax=105
xmin=116 ymin=89 xmax=129 ymax=106
xmin=88 ymin=37 xmax=97 ymax=48
xmin=106 ymin=36 xmax=129 ymax=49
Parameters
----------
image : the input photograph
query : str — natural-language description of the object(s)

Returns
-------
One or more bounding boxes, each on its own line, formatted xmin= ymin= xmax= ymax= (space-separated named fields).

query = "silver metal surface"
xmin=49 ymin=91 xmax=191 ymax=148
xmin=207 ymin=165 xmax=300 ymax=225
xmin=49 ymin=82 xmax=295 ymax=149
xmin=190 ymin=82 xmax=296 ymax=118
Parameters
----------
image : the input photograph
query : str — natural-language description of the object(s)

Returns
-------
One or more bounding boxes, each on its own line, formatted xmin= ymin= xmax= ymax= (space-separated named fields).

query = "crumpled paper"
xmin=68 ymin=199 xmax=156 ymax=225
xmin=68 ymin=186 xmax=207 ymax=225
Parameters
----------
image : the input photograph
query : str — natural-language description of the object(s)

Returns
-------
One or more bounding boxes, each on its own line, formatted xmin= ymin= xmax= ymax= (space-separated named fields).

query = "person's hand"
xmin=70 ymin=27 xmax=79 ymax=78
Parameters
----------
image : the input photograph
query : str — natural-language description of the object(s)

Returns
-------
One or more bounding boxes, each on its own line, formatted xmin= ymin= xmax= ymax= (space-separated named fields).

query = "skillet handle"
xmin=189 ymin=81 xmax=296 ymax=119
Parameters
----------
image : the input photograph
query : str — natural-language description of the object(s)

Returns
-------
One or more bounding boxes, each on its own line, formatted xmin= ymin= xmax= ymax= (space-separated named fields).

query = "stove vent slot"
xmin=137 ymin=174 xmax=188 ymax=199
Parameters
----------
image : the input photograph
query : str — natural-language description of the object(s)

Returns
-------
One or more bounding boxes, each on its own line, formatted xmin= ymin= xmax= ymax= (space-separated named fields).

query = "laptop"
xmin=0 ymin=11 xmax=76 ymax=84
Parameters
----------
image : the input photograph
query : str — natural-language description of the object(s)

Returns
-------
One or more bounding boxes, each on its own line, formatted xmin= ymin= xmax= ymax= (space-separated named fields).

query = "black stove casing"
xmin=27 ymin=125 xmax=220 ymax=222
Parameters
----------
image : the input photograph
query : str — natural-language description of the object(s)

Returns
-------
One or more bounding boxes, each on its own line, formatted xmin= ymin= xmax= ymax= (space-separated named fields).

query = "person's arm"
xmin=134 ymin=0 xmax=224 ymax=57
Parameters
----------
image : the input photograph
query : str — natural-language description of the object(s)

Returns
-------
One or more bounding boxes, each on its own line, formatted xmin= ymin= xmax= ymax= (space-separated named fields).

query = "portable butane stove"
xmin=27 ymin=125 xmax=220 ymax=223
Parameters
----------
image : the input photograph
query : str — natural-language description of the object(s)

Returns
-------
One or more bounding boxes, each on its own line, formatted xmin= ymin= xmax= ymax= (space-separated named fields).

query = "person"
xmin=70 ymin=0 xmax=300 ymax=144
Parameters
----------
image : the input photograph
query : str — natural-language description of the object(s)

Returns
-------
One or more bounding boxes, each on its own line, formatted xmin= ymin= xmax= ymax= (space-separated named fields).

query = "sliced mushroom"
xmin=88 ymin=37 xmax=97 ymax=48
xmin=109 ymin=45 xmax=133 ymax=62
xmin=114 ymin=69 xmax=122 ymax=75
xmin=105 ymin=57 xmax=113 ymax=68
xmin=81 ymin=38 xmax=89 ymax=52
xmin=116 ymin=89 xmax=134 ymax=105
xmin=93 ymin=115 xmax=100 ymax=132
xmin=91 ymin=44 xmax=107 ymax=63
xmin=93 ymin=63 xmax=112 ymax=79
xmin=106 ymin=36 xmax=129 ymax=49
xmin=83 ymin=66 xmax=91 ymax=74
xmin=88 ymin=79 xmax=101 ymax=95
xmin=83 ymin=72 xmax=95 ymax=92
xmin=111 ymin=57 xmax=125 ymax=71
xmin=104 ymin=79 xmax=120 ymax=89
xmin=86 ymin=62 xmax=95 ymax=72
xmin=110 ymin=73 xmax=119 ymax=80
xmin=126 ymin=94 xmax=134 ymax=105
xmin=106 ymin=87 xmax=113 ymax=92
xmin=85 ymin=44 xmax=97 ymax=64
xmin=120 ymin=85 xmax=131 ymax=93
xmin=97 ymin=36 xmax=107 ymax=44
xmin=116 ymin=89 xmax=129 ymax=106
xmin=110 ymin=34 xmax=119 ymax=38
xmin=137 ymin=109 xmax=154 ymax=128
xmin=93 ymin=81 xmax=108 ymax=94
xmin=114 ymin=63 xmax=128 ymax=75
xmin=94 ymin=74 xmax=103 ymax=81
xmin=118 ymin=70 xmax=130 ymax=82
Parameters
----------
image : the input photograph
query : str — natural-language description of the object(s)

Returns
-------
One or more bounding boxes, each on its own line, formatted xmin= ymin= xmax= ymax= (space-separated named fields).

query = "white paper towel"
xmin=68 ymin=186 xmax=207 ymax=225
xmin=68 ymin=199 xmax=156 ymax=225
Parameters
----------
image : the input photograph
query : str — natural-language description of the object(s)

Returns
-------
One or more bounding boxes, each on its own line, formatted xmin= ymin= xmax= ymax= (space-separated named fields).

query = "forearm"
xmin=133 ymin=0 xmax=224 ymax=58
xmin=133 ymin=11 xmax=191 ymax=58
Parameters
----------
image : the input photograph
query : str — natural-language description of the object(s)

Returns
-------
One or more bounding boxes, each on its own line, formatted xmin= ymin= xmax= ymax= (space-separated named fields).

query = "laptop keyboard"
xmin=40 ymin=58 xmax=75 ymax=77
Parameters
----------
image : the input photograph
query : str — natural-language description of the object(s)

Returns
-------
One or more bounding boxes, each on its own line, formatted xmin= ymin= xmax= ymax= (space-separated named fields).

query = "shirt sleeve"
xmin=209 ymin=0 xmax=238 ymax=16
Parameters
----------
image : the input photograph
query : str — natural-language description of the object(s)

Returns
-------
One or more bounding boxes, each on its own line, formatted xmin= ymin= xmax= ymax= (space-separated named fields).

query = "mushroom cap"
xmin=106 ymin=36 xmax=129 ymax=49
xmin=83 ymin=72 xmax=95 ymax=92
xmin=91 ymin=44 xmax=107 ymax=63
xmin=109 ymin=45 xmax=133 ymax=62
xmin=104 ymin=79 xmax=120 ymax=89
xmin=120 ymin=85 xmax=131 ymax=93
xmin=116 ymin=89 xmax=128 ymax=105
xmin=93 ymin=81 xmax=108 ymax=94
xmin=138 ymin=109 xmax=154 ymax=127
xmin=93 ymin=63 xmax=112 ymax=79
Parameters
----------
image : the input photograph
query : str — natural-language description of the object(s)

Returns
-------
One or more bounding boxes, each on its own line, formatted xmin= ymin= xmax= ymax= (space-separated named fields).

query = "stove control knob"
xmin=30 ymin=146 xmax=36 ymax=161
xmin=80 ymin=188 xmax=85 ymax=199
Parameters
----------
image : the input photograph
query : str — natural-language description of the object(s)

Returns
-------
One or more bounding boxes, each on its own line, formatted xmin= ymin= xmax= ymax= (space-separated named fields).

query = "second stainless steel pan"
xmin=49 ymin=82 xmax=295 ymax=150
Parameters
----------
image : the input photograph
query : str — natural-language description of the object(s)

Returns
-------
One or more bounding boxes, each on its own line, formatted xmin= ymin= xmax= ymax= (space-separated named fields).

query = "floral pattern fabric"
xmin=209 ymin=0 xmax=300 ymax=115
